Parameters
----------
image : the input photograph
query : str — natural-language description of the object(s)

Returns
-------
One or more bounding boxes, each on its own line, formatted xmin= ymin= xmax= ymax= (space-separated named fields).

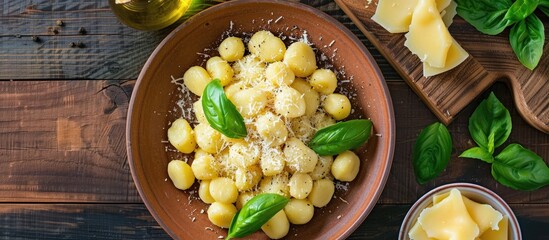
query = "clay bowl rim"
xmin=126 ymin=0 xmax=396 ymax=239
xmin=398 ymin=182 xmax=522 ymax=240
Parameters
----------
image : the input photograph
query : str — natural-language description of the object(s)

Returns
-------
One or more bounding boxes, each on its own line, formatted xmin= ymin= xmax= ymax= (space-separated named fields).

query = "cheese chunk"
xmin=441 ymin=0 xmax=457 ymax=27
xmin=372 ymin=0 xmax=418 ymax=33
xmin=432 ymin=191 xmax=450 ymax=204
xmin=436 ymin=0 xmax=451 ymax=12
xmin=479 ymin=216 xmax=509 ymax=240
xmin=418 ymin=189 xmax=480 ymax=240
xmin=404 ymin=0 xmax=452 ymax=68
xmin=462 ymin=196 xmax=503 ymax=234
xmin=372 ymin=0 xmax=451 ymax=33
xmin=423 ymin=37 xmax=468 ymax=77
xmin=409 ymin=220 xmax=436 ymax=240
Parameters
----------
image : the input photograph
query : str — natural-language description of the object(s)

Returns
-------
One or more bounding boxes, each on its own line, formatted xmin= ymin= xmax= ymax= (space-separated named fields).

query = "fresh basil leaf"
xmin=202 ymin=79 xmax=247 ymax=139
xmin=468 ymin=92 xmax=512 ymax=154
xmin=226 ymin=193 xmax=289 ymax=239
xmin=540 ymin=1 xmax=549 ymax=16
xmin=509 ymin=14 xmax=545 ymax=70
xmin=308 ymin=119 xmax=372 ymax=156
xmin=504 ymin=0 xmax=539 ymax=22
xmin=455 ymin=0 xmax=513 ymax=35
xmin=460 ymin=146 xmax=495 ymax=163
xmin=492 ymin=144 xmax=549 ymax=191
xmin=412 ymin=122 xmax=453 ymax=184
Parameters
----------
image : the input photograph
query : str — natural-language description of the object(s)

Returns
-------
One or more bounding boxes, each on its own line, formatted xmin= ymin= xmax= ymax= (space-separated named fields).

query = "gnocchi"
xmin=289 ymin=173 xmax=313 ymax=199
xmin=194 ymin=122 xmax=223 ymax=154
xmin=207 ymin=202 xmax=237 ymax=228
xmin=206 ymin=56 xmax=234 ymax=86
xmin=291 ymin=78 xmax=320 ymax=116
xmin=167 ymin=160 xmax=195 ymax=190
xmin=167 ymin=118 xmax=196 ymax=154
xmin=261 ymin=210 xmax=290 ymax=239
xmin=183 ymin=66 xmax=212 ymax=96
xmin=308 ymin=178 xmax=335 ymax=207
xmin=309 ymin=69 xmax=338 ymax=94
xmin=284 ymin=198 xmax=314 ymax=225
xmin=266 ymin=61 xmax=295 ymax=86
xmin=167 ymin=32 xmax=370 ymax=239
xmin=218 ymin=36 xmax=245 ymax=62
xmin=274 ymin=86 xmax=306 ymax=118
xmin=209 ymin=177 xmax=238 ymax=203
xmin=331 ymin=150 xmax=360 ymax=181
xmin=323 ymin=93 xmax=352 ymax=120
xmin=284 ymin=42 xmax=317 ymax=77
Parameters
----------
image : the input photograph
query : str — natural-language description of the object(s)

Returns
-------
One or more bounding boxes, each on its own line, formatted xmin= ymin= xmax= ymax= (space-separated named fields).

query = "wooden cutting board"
xmin=335 ymin=0 xmax=549 ymax=134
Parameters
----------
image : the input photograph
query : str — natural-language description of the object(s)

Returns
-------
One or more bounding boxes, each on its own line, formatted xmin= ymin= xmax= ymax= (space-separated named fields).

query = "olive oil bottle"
xmin=109 ymin=0 xmax=192 ymax=31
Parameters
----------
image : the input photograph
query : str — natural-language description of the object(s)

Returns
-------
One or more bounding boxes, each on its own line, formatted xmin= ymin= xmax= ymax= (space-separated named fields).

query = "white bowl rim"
xmin=398 ymin=182 xmax=522 ymax=240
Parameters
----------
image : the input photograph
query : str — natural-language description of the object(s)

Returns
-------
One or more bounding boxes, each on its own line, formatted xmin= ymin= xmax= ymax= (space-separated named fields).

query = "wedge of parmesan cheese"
xmin=404 ymin=0 xmax=453 ymax=68
xmin=371 ymin=0 xmax=418 ymax=33
xmin=441 ymin=0 xmax=458 ymax=27
xmin=373 ymin=0 xmax=468 ymax=77
xmin=423 ymin=37 xmax=469 ymax=77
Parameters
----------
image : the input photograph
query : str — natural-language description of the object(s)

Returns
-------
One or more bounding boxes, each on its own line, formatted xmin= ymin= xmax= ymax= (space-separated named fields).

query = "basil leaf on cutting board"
xmin=460 ymin=146 xmax=495 ymax=163
xmin=412 ymin=122 xmax=453 ymax=184
xmin=492 ymin=144 xmax=549 ymax=191
xmin=455 ymin=0 xmax=513 ymax=35
xmin=509 ymin=14 xmax=545 ymax=70
xmin=226 ymin=193 xmax=289 ymax=240
xmin=308 ymin=119 xmax=372 ymax=156
xmin=468 ymin=92 xmax=512 ymax=154
xmin=504 ymin=0 xmax=540 ymax=22
xmin=202 ymin=79 xmax=247 ymax=139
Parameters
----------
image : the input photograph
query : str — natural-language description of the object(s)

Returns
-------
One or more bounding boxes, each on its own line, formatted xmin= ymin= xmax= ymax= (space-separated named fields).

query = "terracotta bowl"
xmin=399 ymin=183 xmax=522 ymax=240
xmin=126 ymin=0 xmax=395 ymax=239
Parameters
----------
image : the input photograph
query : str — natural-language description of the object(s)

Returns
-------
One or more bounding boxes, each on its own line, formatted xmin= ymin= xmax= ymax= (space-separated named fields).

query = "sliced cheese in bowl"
xmin=479 ymin=217 xmax=509 ymax=240
xmin=418 ymin=189 xmax=480 ymax=239
xmin=404 ymin=0 xmax=452 ymax=68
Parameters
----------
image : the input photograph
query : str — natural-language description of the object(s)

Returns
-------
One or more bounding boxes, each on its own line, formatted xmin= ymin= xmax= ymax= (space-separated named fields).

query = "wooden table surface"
xmin=1 ymin=0 xmax=547 ymax=239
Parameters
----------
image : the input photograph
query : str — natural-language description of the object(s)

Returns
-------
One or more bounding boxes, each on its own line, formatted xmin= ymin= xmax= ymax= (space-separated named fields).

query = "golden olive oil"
xmin=109 ymin=0 xmax=192 ymax=31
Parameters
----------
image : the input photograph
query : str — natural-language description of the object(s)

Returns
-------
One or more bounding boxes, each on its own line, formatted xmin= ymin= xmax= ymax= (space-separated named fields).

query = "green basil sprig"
xmin=460 ymin=92 xmax=548 ymax=191
xmin=509 ymin=14 xmax=545 ymax=70
xmin=467 ymin=92 xmax=512 ymax=155
xmin=540 ymin=0 xmax=549 ymax=16
xmin=455 ymin=0 xmax=513 ymax=35
xmin=308 ymin=119 xmax=372 ymax=156
xmin=202 ymin=79 xmax=247 ymax=139
xmin=492 ymin=144 xmax=549 ymax=191
xmin=460 ymin=146 xmax=494 ymax=163
xmin=226 ymin=193 xmax=288 ymax=240
xmin=456 ymin=0 xmax=547 ymax=69
xmin=412 ymin=122 xmax=453 ymax=184
xmin=504 ymin=0 xmax=539 ymax=22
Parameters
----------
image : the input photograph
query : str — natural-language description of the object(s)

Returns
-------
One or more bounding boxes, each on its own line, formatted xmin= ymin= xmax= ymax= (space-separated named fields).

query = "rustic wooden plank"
xmin=381 ymin=81 xmax=549 ymax=204
xmin=0 ymin=80 xmax=139 ymax=202
xmin=1 ymin=80 xmax=546 ymax=204
xmin=0 ymin=203 xmax=546 ymax=239
xmin=0 ymin=0 xmax=400 ymax=81
xmin=0 ymin=204 xmax=169 ymax=239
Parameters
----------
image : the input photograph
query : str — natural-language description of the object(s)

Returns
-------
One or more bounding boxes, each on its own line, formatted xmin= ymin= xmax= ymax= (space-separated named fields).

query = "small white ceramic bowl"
xmin=399 ymin=183 xmax=521 ymax=240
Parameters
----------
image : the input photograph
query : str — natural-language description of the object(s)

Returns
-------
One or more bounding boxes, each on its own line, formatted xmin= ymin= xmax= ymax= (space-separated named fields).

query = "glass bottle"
xmin=109 ymin=0 xmax=192 ymax=31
